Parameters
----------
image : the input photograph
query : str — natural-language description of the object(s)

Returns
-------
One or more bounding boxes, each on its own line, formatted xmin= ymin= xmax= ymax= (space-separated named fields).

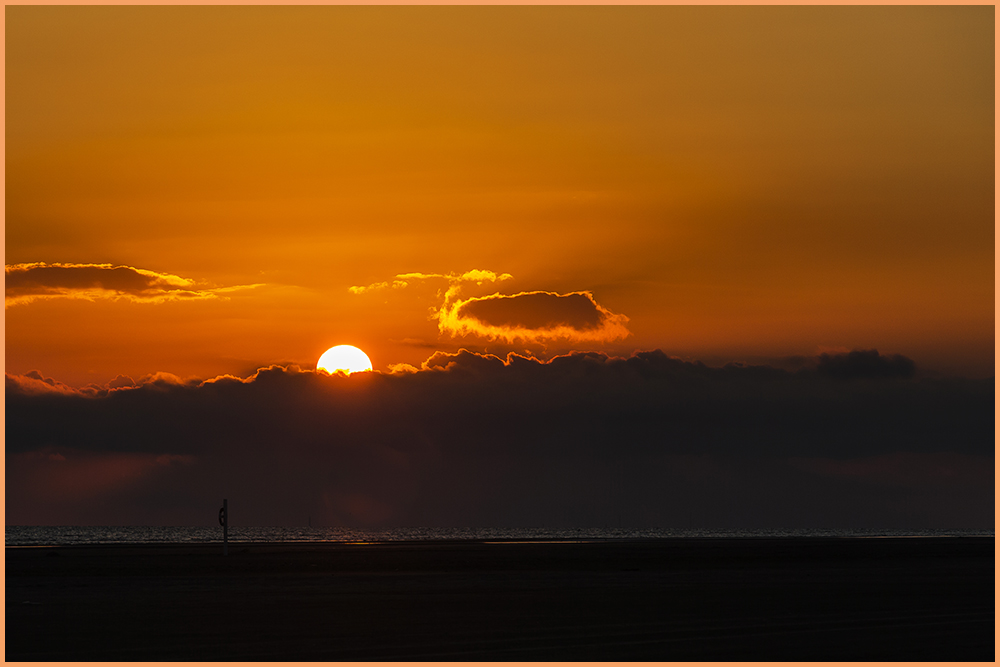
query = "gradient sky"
xmin=5 ymin=7 xmax=995 ymax=528
xmin=7 ymin=6 xmax=994 ymax=383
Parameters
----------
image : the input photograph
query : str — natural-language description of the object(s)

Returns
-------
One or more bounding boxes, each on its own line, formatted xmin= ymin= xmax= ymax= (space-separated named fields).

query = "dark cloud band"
xmin=6 ymin=349 xmax=992 ymax=528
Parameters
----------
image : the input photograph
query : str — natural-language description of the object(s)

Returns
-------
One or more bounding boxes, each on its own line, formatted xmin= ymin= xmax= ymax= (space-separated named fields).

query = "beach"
xmin=6 ymin=537 xmax=993 ymax=661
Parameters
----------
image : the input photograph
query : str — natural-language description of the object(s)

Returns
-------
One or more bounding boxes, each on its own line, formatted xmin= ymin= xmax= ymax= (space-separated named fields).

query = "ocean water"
xmin=5 ymin=525 xmax=993 ymax=546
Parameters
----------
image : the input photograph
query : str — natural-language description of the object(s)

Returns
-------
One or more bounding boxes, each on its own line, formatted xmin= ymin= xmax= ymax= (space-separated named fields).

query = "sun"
xmin=317 ymin=345 xmax=373 ymax=375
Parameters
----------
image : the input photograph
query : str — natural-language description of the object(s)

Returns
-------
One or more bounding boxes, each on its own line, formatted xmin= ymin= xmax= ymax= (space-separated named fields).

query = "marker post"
xmin=219 ymin=498 xmax=228 ymax=556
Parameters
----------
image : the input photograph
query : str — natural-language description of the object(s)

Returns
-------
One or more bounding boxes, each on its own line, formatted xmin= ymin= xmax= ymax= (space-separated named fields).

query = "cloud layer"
xmin=6 ymin=349 xmax=992 ymax=528
xmin=5 ymin=262 xmax=261 ymax=307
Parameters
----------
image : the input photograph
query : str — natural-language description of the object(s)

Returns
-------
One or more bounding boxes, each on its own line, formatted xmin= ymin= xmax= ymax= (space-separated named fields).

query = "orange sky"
xmin=6 ymin=6 xmax=995 ymax=387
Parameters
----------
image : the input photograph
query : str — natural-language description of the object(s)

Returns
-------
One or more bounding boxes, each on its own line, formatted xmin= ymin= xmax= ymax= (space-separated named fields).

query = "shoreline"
xmin=7 ymin=530 xmax=993 ymax=550
xmin=7 ymin=537 xmax=993 ymax=661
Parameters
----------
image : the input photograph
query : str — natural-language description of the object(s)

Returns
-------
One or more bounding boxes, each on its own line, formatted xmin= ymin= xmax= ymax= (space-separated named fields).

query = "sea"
xmin=5 ymin=525 xmax=993 ymax=546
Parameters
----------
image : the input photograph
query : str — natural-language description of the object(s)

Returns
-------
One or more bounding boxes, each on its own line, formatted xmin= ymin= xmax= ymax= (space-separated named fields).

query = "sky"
xmin=5 ymin=6 xmax=995 ymax=528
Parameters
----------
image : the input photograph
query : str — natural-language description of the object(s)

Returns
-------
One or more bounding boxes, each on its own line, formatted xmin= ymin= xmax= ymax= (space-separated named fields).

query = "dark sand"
xmin=5 ymin=537 xmax=993 ymax=661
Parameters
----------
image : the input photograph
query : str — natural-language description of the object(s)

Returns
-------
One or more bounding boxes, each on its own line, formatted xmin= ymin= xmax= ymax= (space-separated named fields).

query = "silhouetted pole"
xmin=219 ymin=498 xmax=228 ymax=556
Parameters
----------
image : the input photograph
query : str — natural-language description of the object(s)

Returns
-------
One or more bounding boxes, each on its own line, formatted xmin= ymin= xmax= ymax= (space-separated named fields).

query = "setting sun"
xmin=317 ymin=345 xmax=373 ymax=375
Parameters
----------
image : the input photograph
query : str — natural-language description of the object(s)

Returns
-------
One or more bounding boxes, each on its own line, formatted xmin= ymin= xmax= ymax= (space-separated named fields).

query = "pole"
xmin=219 ymin=498 xmax=228 ymax=556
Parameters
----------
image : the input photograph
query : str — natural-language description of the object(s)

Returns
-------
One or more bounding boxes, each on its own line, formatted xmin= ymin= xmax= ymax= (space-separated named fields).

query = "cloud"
xmin=351 ymin=268 xmax=629 ymax=344
xmin=4 ymin=262 xmax=263 ymax=307
xmin=5 ymin=349 xmax=992 ymax=528
xmin=441 ymin=290 xmax=631 ymax=344
xmin=4 ymin=368 xmax=198 ymax=398
xmin=5 ymin=370 xmax=84 ymax=396
xmin=817 ymin=349 xmax=916 ymax=379
xmin=107 ymin=374 xmax=137 ymax=389
xmin=349 ymin=268 xmax=512 ymax=294
xmin=348 ymin=279 xmax=410 ymax=295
